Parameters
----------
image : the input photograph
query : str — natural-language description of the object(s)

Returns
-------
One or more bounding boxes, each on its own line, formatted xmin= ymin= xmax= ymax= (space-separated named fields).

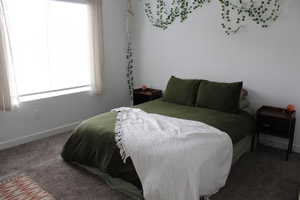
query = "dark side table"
xmin=256 ymin=106 xmax=296 ymax=161
xmin=133 ymin=88 xmax=162 ymax=106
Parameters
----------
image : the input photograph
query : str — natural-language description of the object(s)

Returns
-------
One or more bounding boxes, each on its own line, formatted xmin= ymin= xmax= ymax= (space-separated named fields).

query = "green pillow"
xmin=163 ymin=76 xmax=200 ymax=106
xmin=195 ymin=80 xmax=243 ymax=113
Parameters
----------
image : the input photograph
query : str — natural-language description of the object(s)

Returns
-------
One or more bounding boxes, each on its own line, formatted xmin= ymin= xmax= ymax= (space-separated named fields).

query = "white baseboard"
xmin=260 ymin=134 xmax=300 ymax=153
xmin=0 ymin=121 xmax=80 ymax=151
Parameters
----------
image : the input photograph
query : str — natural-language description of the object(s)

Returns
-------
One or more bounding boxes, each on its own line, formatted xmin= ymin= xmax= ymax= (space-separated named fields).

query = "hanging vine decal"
xmin=220 ymin=0 xmax=280 ymax=35
xmin=127 ymin=0 xmax=135 ymax=105
xmin=145 ymin=0 xmax=210 ymax=29
xmin=144 ymin=0 xmax=280 ymax=35
xmin=126 ymin=39 xmax=135 ymax=105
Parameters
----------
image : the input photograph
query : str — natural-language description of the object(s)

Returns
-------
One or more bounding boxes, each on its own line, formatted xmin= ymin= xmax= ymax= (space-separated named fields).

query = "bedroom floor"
xmin=0 ymin=132 xmax=300 ymax=200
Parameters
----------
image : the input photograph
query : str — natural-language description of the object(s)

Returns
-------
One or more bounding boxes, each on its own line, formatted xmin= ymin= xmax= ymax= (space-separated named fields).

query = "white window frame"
xmin=19 ymin=85 xmax=91 ymax=102
xmin=6 ymin=0 xmax=93 ymax=102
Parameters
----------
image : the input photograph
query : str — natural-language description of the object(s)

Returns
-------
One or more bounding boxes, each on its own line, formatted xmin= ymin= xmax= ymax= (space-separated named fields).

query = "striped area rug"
xmin=0 ymin=175 xmax=55 ymax=200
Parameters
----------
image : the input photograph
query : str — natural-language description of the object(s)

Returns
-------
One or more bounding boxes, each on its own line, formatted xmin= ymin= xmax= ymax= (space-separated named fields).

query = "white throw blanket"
xmin=113 ymin=107 xmax=233 ymax=200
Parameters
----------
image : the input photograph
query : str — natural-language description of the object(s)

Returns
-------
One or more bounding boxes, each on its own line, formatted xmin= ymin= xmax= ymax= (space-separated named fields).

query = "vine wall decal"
xmin=144 ymin=0 xmax=280 ymax=35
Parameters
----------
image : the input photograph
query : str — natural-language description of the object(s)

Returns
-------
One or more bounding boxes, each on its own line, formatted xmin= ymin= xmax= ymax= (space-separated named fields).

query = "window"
xmin=5 ymin=0 xmax=92 ymax=101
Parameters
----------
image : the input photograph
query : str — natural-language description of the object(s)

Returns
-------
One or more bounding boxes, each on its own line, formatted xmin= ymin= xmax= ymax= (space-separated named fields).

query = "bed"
xmin=61 ymin=98 xmax=256 ymax=199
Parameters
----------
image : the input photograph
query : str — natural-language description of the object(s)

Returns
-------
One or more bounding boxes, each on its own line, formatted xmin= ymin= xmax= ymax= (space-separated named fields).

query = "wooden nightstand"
xmin=256 ymin=106 xmax=296 ymax=161
xmin=133 ymin=88 xmax=162 ymax=106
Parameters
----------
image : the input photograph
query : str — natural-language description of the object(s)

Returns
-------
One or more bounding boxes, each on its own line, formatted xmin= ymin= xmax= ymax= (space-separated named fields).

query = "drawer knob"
xmin=262 ymin=123 xmax=271 ymax=128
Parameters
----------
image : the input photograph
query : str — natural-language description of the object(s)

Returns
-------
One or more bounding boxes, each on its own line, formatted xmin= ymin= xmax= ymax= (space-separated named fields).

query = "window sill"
xmin=19 ymin=86 xmax=91 ymax=103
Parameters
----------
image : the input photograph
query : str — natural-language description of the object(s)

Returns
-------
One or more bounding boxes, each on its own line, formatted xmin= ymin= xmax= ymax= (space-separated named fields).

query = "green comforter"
xmin=61 ymin=99 xmax=255 ymax=198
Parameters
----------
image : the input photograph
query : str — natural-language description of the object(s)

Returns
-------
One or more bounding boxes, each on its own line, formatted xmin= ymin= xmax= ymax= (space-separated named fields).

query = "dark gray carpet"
xmin=0 ymin=132 xmax=299 ymax=200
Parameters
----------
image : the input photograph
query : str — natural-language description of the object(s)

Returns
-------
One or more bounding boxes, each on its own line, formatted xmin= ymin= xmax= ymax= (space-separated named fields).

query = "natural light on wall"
xmin=5 ymin=0 xmax=91 ymax=101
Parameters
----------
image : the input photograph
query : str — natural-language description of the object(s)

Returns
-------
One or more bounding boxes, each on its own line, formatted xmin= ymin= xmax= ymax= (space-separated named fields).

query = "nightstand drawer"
xmin=134 ymin=94 xmax=158 ymax=105
xmin=257 ymin=116 xmax=290 ymax=138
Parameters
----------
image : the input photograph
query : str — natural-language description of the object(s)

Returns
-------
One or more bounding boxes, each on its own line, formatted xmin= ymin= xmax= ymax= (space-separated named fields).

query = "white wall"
xmin=0 ymin=0 xmax=130 ymax=149
xmin=133 ymin=0 xmax=300 ymax=152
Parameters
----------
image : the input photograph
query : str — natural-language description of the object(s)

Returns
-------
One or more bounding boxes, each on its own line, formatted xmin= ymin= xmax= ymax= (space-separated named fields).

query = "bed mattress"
xmin=61 ymin=99 xmax=256 ymax=199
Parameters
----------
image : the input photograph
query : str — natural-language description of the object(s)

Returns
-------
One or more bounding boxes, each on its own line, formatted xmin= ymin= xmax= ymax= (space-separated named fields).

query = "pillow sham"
xmin=195 ymin=80 xmax=243 ymax=113
xmin=240 ymin=88 xmax=248 ymax=99
xmin=163 ymin=76 xmax=200 ymax=106
xmin=240 ymin=97 xmax=250 ymax=109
